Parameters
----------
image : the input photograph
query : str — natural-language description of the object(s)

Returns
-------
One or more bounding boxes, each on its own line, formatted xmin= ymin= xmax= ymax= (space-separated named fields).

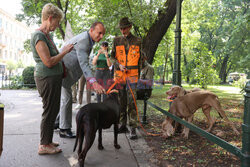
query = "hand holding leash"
xmin=92 ymin=82 xmax=106 ymax=94
xmin=119 ymin=64 xmax=127 ymax=72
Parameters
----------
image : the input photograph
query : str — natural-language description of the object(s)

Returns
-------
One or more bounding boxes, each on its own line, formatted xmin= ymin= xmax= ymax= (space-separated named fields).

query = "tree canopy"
xmin=18 ymin=0 xmax=249 ymax=86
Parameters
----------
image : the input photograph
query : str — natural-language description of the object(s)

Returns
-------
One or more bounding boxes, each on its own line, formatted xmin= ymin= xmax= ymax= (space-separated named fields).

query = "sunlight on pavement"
xmin=209 ymin=85 xmax=241 ymax=94
xmin=68 ymin=156 xmax=78 ymax=166
xmin=5 ymin=113 xmax=21 ymax=118
xmin=18 ymin=92 xmax=37 ymax=97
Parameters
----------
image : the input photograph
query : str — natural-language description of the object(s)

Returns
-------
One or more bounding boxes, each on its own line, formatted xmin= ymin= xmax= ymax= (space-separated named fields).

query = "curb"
xmin=125 ymin=128 xmax=158 ymax=167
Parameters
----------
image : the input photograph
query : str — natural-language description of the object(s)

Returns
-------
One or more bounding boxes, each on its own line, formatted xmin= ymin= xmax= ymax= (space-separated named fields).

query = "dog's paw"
xmin=181 ymin=132 xmax=189 ymax=139
xmin=114 ymin=144 xmax=121 ymax=149
xmin=98 ymin=145 xmax=104 ymax=150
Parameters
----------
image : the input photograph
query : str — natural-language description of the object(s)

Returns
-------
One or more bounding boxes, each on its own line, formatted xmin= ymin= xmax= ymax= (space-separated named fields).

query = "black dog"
xmin=73 ymin=90 xmax=121 ymax=167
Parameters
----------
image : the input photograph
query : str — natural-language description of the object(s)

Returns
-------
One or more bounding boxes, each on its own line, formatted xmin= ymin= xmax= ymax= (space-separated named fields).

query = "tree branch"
xmin=55 ymin=0 xmax=67 ymax=39
xmin=125 ymin=0 xmax=142 ymax=38
xmin=64 ymin=0 xmax=69 ymax=26
xmin=58 ymin=24 xmax=65 ymax=40
xmin=142 ymin=0 xmax=178 ymax=64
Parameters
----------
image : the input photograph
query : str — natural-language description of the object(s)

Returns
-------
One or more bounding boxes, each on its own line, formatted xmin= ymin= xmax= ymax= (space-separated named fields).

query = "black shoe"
xmin=129 ymin=128 xmax=138 ymax=140
xmin=54 ymin=122 xmax=59 ymax=129
xmin=59 ymin=129 xmax=76 ymax=138
xmin=118 ymin=125 xmax=129 ymax=134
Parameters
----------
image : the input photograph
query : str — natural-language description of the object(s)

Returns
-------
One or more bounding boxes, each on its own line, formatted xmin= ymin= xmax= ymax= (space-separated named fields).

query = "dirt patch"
xmin=138 ymin=102 xmax=243 ymax=167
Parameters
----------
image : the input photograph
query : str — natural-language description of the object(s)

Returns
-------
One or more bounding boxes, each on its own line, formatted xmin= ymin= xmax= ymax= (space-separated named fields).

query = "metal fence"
xmin=0 ymin=73 xmax=36 ymax=89
xmin=0 ymin=73 xmax=12 ymax=88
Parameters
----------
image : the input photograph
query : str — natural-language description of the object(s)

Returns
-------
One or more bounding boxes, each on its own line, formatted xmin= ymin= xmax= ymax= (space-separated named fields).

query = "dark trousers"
xmin=95 ymin=69 xmax=111 ymax=103
xmin=35 ymin=75 xmax=62 ymax=145
xmin=119 ymin=83 xmax=138 ymax=128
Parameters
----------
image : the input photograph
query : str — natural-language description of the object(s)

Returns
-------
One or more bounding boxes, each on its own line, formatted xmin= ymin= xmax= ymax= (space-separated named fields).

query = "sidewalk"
xmin=0 ymin=90 xmax=155 ymax=167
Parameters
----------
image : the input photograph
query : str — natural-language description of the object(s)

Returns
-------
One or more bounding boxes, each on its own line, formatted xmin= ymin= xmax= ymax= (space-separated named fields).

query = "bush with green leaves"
xmin=191 ymin=43 xmax=220 ymax=89
xmin=9 ymin=75 xmax=23 ymax=89
xmin=22 ymin=66 xmax=36 ymax=88
xmin=232 ymin=77 xmax=247 ymax=94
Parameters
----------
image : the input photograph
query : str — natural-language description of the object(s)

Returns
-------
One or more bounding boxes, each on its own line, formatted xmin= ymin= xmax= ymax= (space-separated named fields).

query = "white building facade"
xmin=0 ymin=8 xmax=34 ymax=68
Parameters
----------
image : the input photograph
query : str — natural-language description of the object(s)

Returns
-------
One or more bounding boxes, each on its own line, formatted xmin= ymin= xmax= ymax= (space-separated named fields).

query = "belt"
xmin=96 ymin=67 xmax=109 ymax=70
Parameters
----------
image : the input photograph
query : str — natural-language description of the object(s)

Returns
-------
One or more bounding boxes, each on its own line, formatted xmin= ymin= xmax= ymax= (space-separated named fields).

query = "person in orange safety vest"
xmin=110 ymin=17 xmax=144 ymax=140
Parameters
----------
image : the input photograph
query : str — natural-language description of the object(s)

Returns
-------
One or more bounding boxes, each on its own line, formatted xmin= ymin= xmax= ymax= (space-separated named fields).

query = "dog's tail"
xmin=73 ymin=117 xmax=79 ymax=152
xmin=73 ymin=109 xmax=86 ymax=152
xmin=214 ymin=96 xmax=223 ymax=118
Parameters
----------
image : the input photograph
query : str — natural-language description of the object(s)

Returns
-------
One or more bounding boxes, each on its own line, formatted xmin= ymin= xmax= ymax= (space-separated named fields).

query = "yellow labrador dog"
xmin=162 ymin=86 xmax=239 ymax=139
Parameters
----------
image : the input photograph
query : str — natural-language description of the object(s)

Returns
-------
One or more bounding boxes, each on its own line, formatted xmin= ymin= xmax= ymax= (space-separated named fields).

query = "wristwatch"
xmin=89 ymin=78 xmax=96 ymax=84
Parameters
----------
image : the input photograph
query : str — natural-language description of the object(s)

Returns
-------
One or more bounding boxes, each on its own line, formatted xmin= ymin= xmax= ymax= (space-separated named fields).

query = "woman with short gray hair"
xmin=30 ymin=3 xmax=73 ymax=155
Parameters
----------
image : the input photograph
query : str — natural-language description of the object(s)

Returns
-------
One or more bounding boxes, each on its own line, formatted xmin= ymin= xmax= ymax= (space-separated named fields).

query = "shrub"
xmin=232 ymin=77 xmax=247 ymax=94
xmin=22 ymin=66 xmax=36 ymax=88
xmin=9 ymin=75 xmax=23 ymax=89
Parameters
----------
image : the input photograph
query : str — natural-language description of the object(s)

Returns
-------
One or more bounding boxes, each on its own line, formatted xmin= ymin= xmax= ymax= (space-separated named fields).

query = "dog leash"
xmin=106 ymin=70 xmax=161 ymax=136
xmin=106 ymin=79 xmax=121 ymax=94
xmin=126 ymin=79 xmax=161 ymax=137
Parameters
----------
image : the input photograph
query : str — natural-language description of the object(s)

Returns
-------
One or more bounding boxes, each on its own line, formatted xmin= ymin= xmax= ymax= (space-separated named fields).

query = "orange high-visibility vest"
xmin=115 ymin=45 xmax=140 ymax=83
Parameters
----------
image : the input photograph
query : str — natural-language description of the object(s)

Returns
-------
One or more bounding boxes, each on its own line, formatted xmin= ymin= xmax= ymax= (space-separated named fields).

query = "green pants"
xmin=35 ymin=75 xmax=62 ymax=145
xmin=119 ymin=83 xmax=138 ymax=128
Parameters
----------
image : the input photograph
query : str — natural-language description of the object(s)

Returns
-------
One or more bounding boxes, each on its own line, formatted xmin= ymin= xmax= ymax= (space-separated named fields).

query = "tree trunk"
xmin=219 ymin=55 xmax=229 ymax=83
xmin=163 ymin=53 xmax=169 ymax=85
xmin=56 ymin=0 xmax=69 ymax=39
xmin=142 ymin=0 xmax=177 ymax=65
xmin=169 ymin=54 xmax=173 ymax=71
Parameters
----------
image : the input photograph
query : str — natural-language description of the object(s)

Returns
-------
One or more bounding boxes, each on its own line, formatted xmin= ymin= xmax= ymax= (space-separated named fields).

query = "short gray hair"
xmin=42 ymin=3 xmax=64 ymax=21
xmin=90 ymin=22 xmax=104 ymax=29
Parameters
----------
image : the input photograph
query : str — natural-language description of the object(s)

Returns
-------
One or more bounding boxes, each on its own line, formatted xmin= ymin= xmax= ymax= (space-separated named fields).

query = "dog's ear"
xmin=178 ymin=87 xmax=185 ymax=97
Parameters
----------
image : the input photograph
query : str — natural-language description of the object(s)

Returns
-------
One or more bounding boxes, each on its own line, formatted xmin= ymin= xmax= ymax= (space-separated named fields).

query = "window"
xmin=4 ymin=50 xmax=7 ymax=59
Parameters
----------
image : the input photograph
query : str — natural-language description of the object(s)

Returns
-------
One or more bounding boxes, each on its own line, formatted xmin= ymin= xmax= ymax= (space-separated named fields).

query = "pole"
xmin=241 ymin=81 xmax=250 ymax=166
xmin=0 ymin=103 xmax=4 ymax=157
xmin=172 ymin=0 xmax=182 ymax=86
xmin=142 ymin=99 xmax=148 ymax=124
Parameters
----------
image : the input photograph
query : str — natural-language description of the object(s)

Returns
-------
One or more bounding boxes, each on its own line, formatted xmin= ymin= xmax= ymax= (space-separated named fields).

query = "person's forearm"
xmin=36 ymin=41 xmax=73 ymax=68
xmin=106 ymin=57 xmax=111 ymax=67
xmin=37 ymin=46 xmax=68 ymax=68
xmin=92 ymin=54 xmax=99 ymax=65
xmin=48 ymin=50 xmax=68 ymax=67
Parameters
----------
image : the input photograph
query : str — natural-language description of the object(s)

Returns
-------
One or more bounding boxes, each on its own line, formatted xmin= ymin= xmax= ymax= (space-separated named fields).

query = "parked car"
xmin=228 ymin=72 xmax=247 ymax=84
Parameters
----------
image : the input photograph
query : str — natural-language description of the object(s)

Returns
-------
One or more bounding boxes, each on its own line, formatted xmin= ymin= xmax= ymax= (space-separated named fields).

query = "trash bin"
xmin=136 ymin=79 xmax=153 ymax=101
xmin=0 ymin=103 xmax=4 ymax=157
